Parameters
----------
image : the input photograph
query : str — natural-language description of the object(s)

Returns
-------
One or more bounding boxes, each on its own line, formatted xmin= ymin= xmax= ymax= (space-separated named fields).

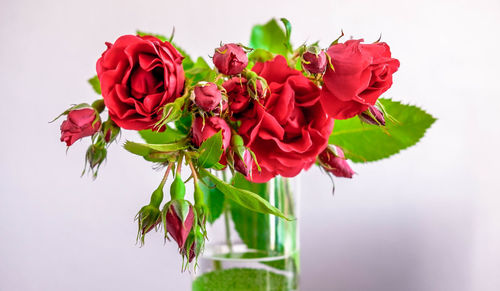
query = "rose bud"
xmin=318 ymin=146 xmax=355 ymax=178
xmin=359 ymin=105 xmax=385 ymax=126
xmin=213 ymin=43 xmax=248 ymax=75
xmin=193 ymin=82 xmax=223 ymax=112
xmin=234 ymin=150 xmax=253 ymax=177
xmin=302 ymin=45 xmax=327 ymax=74
xmin=135 ymin=204 xmax=161 ymax=245
xmin=85 ymin=142 xmax=107 ymax=173
xmin=192 ymin=116 xmax=232 ymax=151
xmin=163 ymin=200 xmax=194 ymax=248
xmin=102 ymin=119 xmax=120 ymax=143
xmin=182 ymin=228 xmax=205 ymax=264
xmin=60 ymin=108 xmax=101 ymax=146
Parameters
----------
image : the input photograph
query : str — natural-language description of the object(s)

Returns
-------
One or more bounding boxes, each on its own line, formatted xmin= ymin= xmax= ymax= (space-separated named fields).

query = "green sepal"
xmin=154 ymin=94 xmax=190 ymax=129
xmin=329 ymin=30 xmax=345 ymax=47
xmin=199 ymin=169 xmax=291 ymax=220
xmin=197 ymin=131 xmax=224 ymax=168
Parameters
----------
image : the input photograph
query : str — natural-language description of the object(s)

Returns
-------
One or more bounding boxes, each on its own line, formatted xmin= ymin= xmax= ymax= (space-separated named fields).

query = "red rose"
xmin=237 ymin=56 xmax=334 ymax=182
xmin=164 ymin=201 xmax=194 ymax=248
xmin=192 ymin=116 xmax=232 ymax=151
xmin=213 ymin=43 xmax=248 ymax=75
xmin=193 ymin=82 xmax=222 ymax=112
xmin=320 ymin=39 xmax=399 ymax=119
xmin=96 ymin=35 xmax=185 ymax=130
xmin=60 ymin=108 xmax=101 ymax=146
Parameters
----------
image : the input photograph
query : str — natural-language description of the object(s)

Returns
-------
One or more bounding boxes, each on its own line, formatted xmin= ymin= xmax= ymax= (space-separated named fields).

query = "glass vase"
xmin=192 ymin=174 xmax=300 ymax=291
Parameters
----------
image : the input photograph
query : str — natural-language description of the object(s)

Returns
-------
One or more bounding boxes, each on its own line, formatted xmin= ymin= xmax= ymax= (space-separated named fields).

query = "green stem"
xmin=223 ymin=202 xmax=233 ymax=253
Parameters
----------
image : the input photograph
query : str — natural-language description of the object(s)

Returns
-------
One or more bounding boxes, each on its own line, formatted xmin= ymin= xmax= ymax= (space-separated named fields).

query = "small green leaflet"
xmin=199 ymin=169 xmax=290 ymax=220
xmin=329 ymin=98 xmax=436 ymax=163
xmin=199 ymin=176 xmax=225 ymax=223
xmin=249 ymin=18 xmax=292 ymax=57
xmin=155 ymin=95 xmax=189 ymax=128
xmin=88 ymin=75 xmax=101 ymax=95
xmin=138 ymin=126 xmax=186 ymax=144
xmin=197 ymin=131 xmax=223 ymax=168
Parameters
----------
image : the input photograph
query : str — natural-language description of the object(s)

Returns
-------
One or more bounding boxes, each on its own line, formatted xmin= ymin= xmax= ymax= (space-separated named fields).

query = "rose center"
xmin=129 ymin=66 xmax=164 ymax=100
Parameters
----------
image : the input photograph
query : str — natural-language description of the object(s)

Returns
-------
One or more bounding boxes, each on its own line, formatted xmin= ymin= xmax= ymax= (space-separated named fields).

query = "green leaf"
xmin=329 ymin=98 xmax=436 ymax=163
xmin=230 ymin=173 xmax=270 ymax=250
xmin=175 ymin=113 xmax=193 ymax=135
xmin=124 ymin=140 xmax=188 ymax=162
xmin=199 ymin=169 xmax=289 ymax=220
xmin=136 ymin=30 xmax=168 ymax=41
xmin=185 ymin=57 xmax=217 ymax=86
xmin=250 ymin=19 xmax=291 ymax=57
xmin=248 ymin=48 xmax=274 ymax=67
xmin=280 ymin=18 xmax=293 ymax=53
xmin=199 ymin=176 xmax=225 ymax=223
xmin=197 ymin=131 xmax=223 ymax=168
xmin=139 ymin=126 xmax=186 ymax=144
xmin=88 ymin=75 xmax=101 ymax=95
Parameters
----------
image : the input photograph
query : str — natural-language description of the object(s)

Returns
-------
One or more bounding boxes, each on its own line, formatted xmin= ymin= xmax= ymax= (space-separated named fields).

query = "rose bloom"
xmin=193 ymin=82 xmax=222 ymax=112
xmin=321 ymin=39 xmax=400 ymax=119
xmin=60 ymin=108 xmax=101 ymax=146
xmin=96 ymin=35 xmax=185 ymax=130
xmin=237 ymin=56 xmax=334 ymax=182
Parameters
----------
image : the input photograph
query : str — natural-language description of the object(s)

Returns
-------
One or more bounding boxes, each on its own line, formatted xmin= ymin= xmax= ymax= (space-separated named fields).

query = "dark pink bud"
xmin=60 ymin=108 xmax=100 ymax=146
xmin=192 ymin=116 xmax=232 ymax=151
xmin=234 ymin=150 xmax=253 ymax=177
xmin=302 ymin=46 xmax=327 ymax=74
xmin=359 ymin=105 xmax=385 ymax=126
xmin=213 ymin=43 xmax=248 ymax=75
xmin=193 ymin=83 xmax=223 ymax=112
xmin=165 ymin=201 xmax=194 ymax=248
xmin=318 ymin=146 xmax=355 ymax=178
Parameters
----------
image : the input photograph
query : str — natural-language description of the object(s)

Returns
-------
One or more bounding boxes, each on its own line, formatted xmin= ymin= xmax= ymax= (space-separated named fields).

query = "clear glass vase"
xmin=192 ymin=174 xmax=300 ymax=291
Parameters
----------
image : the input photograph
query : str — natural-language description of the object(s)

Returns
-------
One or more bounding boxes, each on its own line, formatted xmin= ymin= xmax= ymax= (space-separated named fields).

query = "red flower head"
xmin=96 ymin=35 xmax=185 ymax=130
xmin=321 ymin=39 xmax=399 ymax=119
xmin=236 ymin=56 xmax=334 ymax=182
xmin=213 ymin=43 xmax=248 ymax=75
xmin=60 ymin=108 xmax=100 ymax=146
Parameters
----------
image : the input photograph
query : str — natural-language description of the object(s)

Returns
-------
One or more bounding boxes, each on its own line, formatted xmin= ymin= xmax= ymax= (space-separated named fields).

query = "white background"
xmin=1 ymin=0 xmax=499 ymax=290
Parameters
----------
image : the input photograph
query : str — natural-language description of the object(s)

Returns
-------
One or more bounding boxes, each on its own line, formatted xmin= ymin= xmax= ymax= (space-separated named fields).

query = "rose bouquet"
xmin=53 ymin=18 xmax=434 ymax=289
